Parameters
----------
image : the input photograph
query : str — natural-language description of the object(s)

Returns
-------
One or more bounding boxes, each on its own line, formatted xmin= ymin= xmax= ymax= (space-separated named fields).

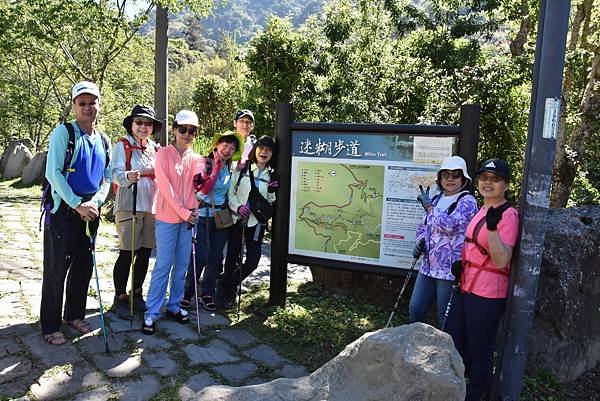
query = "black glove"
xmin=451 ymin=260 xmax=463 ymax=285
xmin=268 ymin=172 xmax=280 ymax=193
xmin=417 ymin=185 xmax=432 ymax=210
xmin=412 ymin=239 xmax=425 ymax=259
xmin=485 ymin=205 xmax=504 ymax=231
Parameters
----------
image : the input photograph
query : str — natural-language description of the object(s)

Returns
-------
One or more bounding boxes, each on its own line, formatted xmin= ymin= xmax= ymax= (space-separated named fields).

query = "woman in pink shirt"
xmin=445 ymin=158 xmax=520 ymax=401
xmin=142 ymin=110 xmax=202 ymax=335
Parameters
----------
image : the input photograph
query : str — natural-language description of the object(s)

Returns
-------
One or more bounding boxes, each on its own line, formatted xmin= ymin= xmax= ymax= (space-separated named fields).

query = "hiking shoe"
xmin=110 ymin=296 xmax=132 ymax=320
xmin=132 ymin=294 xmax=147 ymax=312
xmin=166 ymin=309 xmax=190 ymax=324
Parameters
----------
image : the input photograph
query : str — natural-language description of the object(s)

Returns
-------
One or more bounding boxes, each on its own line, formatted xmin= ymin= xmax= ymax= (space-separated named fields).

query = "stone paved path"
xmin=0 ymin=183 xmax=311 ymax=400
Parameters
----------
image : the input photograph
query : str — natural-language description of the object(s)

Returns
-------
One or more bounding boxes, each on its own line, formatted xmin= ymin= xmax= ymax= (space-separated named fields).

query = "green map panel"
xmin=295 ymin=161 xmax=384 ymax=259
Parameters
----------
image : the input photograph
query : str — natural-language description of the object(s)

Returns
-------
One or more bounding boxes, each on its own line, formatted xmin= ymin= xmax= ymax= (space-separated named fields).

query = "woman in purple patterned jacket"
xmin=409 ymin=156 xmax=478 ymax=327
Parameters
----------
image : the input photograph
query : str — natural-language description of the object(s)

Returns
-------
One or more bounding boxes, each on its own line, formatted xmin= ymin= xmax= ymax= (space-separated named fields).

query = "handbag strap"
xmin=209 ymin=191 xmax=216 ymax=213
xmin=249 ymin=168 xmax=260 ymax=190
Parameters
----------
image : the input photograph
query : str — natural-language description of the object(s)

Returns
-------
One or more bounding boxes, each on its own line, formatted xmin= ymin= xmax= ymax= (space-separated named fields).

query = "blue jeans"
xmin=445 ymin=291 xmax=506 ymax=401
xmin=184 ymin=216 xmax=229 ymax=299
xmin=408 ymin=272 xmax=454 ymax=326
xmin=144 ymin=220 xmax=192 ymax=321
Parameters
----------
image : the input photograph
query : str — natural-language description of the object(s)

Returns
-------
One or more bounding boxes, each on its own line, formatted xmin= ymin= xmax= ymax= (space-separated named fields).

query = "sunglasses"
xmin=440 ymin=170 xmax=463 ymax=180
xmin=133 ymin=119 xmax=154 ymax=127
xmin=478 ymin=173 xmax=503 ymax=183
xmin=177 ymin=126 xmax=197 ymax=136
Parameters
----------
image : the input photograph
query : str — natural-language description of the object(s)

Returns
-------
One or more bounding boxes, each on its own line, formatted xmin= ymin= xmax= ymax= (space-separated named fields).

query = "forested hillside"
xmin=140 ymin=0 xmax=327 ymax=54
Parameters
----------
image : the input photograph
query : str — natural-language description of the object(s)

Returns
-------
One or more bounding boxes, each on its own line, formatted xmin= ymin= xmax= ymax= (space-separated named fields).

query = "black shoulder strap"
xmin=446 ymin=191 xmax=472 ymax=215
xmin=98 ymin=131 xmax=110 ymax=167
xmin=63 ymin=122 xmax=76 ymax=174
xmin=249 ymin=168 xmax=258 ymax=190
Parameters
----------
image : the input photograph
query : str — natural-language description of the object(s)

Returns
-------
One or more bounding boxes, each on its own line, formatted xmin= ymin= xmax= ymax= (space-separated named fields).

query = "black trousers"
xmin=40 ymin=201 xmax=99 ymax=335
xmin=220 ymin=220 xmax=266 ymax=298
xmin=113 ymin=247 xmax=151 ymax=295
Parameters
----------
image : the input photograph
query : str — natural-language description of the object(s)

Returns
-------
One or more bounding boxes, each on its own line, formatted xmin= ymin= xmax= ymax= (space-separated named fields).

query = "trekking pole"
xmin=385 ymin=257 xmax=419 ymax=328
xmin=441 ymin=285 xmax=458 ymax=332
xmin=129 ymin=182 xmax=137 ymax=326
xmin=191 ymin=224 xmax=201 ymax=335
xmin=441 ymin=260 xmax=463 ymax=332
xmin=86 ymin=221 xmax=110 ymax=355
xmin=236 ymin=222 xmax=246 ymax=322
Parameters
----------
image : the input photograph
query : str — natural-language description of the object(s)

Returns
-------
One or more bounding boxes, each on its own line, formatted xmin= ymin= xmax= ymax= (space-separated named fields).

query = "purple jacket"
xmin=415 ymin=192 xmax=478 ymax=281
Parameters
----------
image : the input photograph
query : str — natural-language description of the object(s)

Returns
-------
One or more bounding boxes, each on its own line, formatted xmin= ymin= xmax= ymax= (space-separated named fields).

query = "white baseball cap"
xmin=72 ymin=81 xmax=100 ymax=101
xmin=175 ymin=110 xmax=199 ymax=127
xmin=438 ymin=155 xmax=471 ymax=181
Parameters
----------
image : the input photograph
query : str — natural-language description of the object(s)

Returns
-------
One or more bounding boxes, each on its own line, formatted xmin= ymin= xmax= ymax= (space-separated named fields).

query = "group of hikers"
xmin=39 ymin=80 xmax=517 ymax=401
xmin=40 ymin=81 xmax=277 ymax=343
xmin=409 ymin=155 xmax=519 ymax=401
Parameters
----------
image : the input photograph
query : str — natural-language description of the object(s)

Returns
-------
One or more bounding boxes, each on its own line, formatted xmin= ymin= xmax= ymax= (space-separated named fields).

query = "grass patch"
xmin=228 ymin=281 xmax=408 ymax=371
xmin=521 ymin=369 xmax=562 ymax=401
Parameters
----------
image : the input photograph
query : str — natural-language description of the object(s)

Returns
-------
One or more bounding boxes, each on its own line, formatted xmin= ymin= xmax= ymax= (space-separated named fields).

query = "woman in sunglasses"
xmin=110 ymin=105 xmax=161 ymax=320
xmin=445 ymin=158 xmax=519 ymax=401
xmin=142 ymin=110 xmax=202 ymax=335
xmin=409 ymin=156 xmax=478 ymax=326
xmin=181 ymin=130 xmax=242 ymax=311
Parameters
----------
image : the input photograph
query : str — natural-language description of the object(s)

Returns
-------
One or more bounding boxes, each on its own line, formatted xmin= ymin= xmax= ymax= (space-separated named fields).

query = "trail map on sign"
xmin=294 ymin=161 xmax=384 ymax=259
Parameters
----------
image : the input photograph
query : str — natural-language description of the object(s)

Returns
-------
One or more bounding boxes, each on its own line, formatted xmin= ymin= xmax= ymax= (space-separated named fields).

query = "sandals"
xmin=201 ymin=295 xmax=217 ymax=311
xmin=166 ymin=309 xmax=190 ymax=324
xmin=141 ymin=318 xmax=156 ymax=336
xmin=64 ymin=319 xmax=92 ymax=334
xmin=44 ymin=331 xmax=66 ymax=345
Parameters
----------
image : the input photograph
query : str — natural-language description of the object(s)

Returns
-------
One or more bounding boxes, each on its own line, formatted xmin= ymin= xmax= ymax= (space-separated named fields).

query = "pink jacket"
xmin=153 ymin=145 xmax=202 ymax=224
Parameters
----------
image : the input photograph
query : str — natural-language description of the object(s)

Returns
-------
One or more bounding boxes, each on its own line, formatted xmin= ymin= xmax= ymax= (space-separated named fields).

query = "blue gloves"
xmin=417 ymin=185 xmax=432 ymax=210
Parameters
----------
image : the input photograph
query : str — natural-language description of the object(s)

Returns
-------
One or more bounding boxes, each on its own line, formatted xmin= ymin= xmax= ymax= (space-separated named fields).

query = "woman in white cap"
xmin=181 ymin=130 xmax=242 ymax=311
xmin=142 ymin=110 xmax=202 ymax=335
xmin=110 ymin=105 xmax=161 ymax=319
xmin=409 ymin=155 xmax=478 ymax=326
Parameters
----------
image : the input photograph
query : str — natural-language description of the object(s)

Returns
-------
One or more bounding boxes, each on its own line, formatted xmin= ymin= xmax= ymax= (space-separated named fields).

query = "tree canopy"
xmin=0 ymin=0 xmax=597 ymax=207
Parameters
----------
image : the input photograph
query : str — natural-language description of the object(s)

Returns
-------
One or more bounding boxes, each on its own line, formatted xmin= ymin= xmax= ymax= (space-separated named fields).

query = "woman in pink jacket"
xmin=142 ymin=110 xmax=202 ymax=335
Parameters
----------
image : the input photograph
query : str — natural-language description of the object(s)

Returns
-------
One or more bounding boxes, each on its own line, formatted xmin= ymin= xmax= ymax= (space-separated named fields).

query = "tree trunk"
xmin=550 ymin=0 xmax=595 ymax=207
xmin=509 ymin=0 xmax=531 ymax=57
xmin=551 ymin=49 xmax=600 ymax=207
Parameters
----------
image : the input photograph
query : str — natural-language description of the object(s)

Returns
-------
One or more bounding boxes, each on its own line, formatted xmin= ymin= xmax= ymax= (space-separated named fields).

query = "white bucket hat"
xmin=175 ymin=110 xmax=199 ymax=127
xmin=438 ymin=155 xmax=471 ymax=181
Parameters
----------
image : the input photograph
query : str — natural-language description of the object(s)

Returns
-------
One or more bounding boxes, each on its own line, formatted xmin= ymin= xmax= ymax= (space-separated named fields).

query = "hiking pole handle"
xmin=131 ymin=182 xmax=138 ymax=215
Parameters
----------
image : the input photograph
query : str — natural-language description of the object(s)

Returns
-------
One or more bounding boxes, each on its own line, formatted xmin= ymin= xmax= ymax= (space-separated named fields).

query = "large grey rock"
xmin=0 ymin=140 xmax=33 ymax=180
xmin=528 ymin=206 xmax=600 ymax=382
xmin=192 ymin=323 xmax=465 ymax=401
xmin=21 ymin=152 xmax=47 ymax=186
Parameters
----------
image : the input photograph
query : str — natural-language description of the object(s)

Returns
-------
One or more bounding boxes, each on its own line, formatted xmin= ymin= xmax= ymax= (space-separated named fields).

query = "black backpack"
xmin=39 ymin=122 xmax=110 ymax=230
